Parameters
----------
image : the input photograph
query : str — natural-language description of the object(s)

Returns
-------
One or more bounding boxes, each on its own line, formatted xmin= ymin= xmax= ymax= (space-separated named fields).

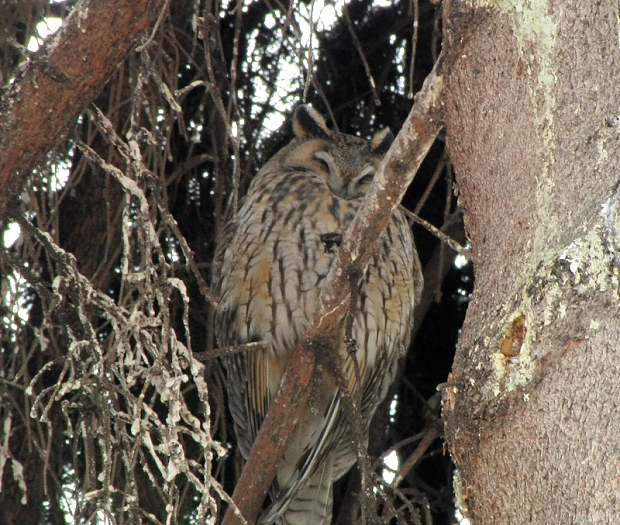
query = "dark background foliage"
xmin=0 ymin=1 xmax=470 ymax=523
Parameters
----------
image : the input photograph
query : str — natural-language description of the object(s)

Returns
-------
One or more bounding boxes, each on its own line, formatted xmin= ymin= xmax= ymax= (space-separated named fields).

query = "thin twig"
xmin=136 ymin=0 xmax=171 ymax=51
xmin=414 ymin=151 xmax=447 ymax=215
xmin=193 ymin=342 xmax=267 ymax=361
xmin=344 ymin=3 xmax=381 ymax=107
xmin=408 ymin=0 xmax=420 ymax=99
xmin=392 ymin=424 xmax=440 ymax=487
xmin=401 ymin=206 xmax=471 ymax=257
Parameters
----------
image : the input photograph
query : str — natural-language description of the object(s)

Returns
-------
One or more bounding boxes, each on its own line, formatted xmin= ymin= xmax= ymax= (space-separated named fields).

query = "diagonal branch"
xmin=0 ymin=0 xmax=167 ymax=221
xmin=221 ymin=54 xmax=446 ymax=525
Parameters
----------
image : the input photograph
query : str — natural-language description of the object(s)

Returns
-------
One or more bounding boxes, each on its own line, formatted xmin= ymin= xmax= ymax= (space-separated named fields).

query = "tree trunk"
xmin=442 ymin=1 xmax=620 ymax=523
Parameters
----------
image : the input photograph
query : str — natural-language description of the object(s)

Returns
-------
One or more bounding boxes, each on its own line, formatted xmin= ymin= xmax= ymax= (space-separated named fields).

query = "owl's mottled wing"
xmin=214 ymin=162 xmax=347 ymax=460
xmin=259 ymin=211 xmax=419 ymax=524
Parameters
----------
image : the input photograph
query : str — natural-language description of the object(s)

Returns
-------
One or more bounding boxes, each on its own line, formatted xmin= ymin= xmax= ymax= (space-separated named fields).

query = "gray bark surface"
xmin=442 ymin=2 xmax=620 ymax=523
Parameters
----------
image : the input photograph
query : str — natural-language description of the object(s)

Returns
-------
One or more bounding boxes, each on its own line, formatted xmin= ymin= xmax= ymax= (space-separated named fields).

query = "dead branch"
xmin=401 ymin=206 xmax=471 ymax=257
xmin=0 ymin=0 xmax=167 ymax=221
xmin=391 ymin=424 xmax=440 ymax=488
xmin=221 ymin=53 xmax=447 ymax=525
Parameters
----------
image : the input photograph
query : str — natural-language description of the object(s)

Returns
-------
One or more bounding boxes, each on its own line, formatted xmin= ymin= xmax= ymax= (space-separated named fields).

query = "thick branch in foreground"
xmin=0 ymin=0 xmax=166 ymax=220
xmin=221 ymin=55 xmax=446 ymax=525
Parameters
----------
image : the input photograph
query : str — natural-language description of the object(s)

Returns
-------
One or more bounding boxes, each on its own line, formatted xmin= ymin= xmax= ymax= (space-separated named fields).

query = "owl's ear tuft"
xmin=370 ymin=128 xmax=394 ymax=155
xmin=293 ymin=105 xmax=329 ymax=139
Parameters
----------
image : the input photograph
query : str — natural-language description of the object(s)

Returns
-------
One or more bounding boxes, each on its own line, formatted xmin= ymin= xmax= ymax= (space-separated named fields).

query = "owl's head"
xmin=286 ymin=105 xmax=393 ymax=200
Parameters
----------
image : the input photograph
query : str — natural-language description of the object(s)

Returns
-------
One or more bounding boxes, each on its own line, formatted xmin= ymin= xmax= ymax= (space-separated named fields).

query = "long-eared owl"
xmin=213 ymin=105 xmax=422 ymax=525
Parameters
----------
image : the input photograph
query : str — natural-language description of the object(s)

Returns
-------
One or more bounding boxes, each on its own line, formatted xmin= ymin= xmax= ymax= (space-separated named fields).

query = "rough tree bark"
xmin=442 ymin=1 xmax=620 ymax=523
xmin=0 ymin=0 xmax=167 ymax=221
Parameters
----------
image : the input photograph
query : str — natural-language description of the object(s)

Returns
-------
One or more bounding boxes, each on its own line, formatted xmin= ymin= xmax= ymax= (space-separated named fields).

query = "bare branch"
xmin=391 ymin=425 xmax=440 ymax=488
xmin=401 ymin=206 xmax=471 ymax=257
xmin=0 ymin=0 xmax=167 ymax=220
xmin=343 ymin=4 xmax=380 ymax=107
xmin=407 ymin=0 xmax=420 ymax=99
xmin=193 ymin=342 xmax=268 ymax=361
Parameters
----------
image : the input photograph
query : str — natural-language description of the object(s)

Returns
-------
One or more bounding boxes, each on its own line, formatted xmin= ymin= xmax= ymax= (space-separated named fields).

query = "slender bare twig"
xmin=414 ymin=151 xmax=447 ymax=215
xmin=401 ymin=206 xmax=471 ymax=257
xmin=392 ymin=424 xmax=440 ymax=487
xmin=408 ymin=0 xmax=420 ymax=99
xmin=193 ymin=342 xmax=268 ymax=361
xmin=344 ymin=3 xmax=381 ymax=107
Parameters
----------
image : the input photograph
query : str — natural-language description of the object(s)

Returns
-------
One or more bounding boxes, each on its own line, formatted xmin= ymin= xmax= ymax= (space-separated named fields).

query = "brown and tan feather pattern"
xmin=213 ymin=105 xmax=422 ymax=525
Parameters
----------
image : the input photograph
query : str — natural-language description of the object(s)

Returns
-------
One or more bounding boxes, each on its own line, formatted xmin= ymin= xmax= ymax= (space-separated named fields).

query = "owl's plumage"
xmin=213 ymin=106 xmax=422 ymax=525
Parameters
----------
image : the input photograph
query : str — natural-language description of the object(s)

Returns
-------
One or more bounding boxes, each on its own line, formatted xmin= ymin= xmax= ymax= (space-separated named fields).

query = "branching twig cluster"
xmin=1 ymin=101 xmax=226 ymax=525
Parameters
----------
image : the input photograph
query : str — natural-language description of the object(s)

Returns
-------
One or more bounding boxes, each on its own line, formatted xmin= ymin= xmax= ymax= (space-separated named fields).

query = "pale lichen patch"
xmin=485 ymin=222 xmax=617 ymax=399
xmin=560 ymin=225 xmax=617 ymax=296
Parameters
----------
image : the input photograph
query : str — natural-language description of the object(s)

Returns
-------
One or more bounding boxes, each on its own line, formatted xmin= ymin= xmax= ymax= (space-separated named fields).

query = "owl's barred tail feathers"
xmin=279 ymin=471 xmax=333 ymax=525
xmin=259 ymin=458 xmax=334 ymax=525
